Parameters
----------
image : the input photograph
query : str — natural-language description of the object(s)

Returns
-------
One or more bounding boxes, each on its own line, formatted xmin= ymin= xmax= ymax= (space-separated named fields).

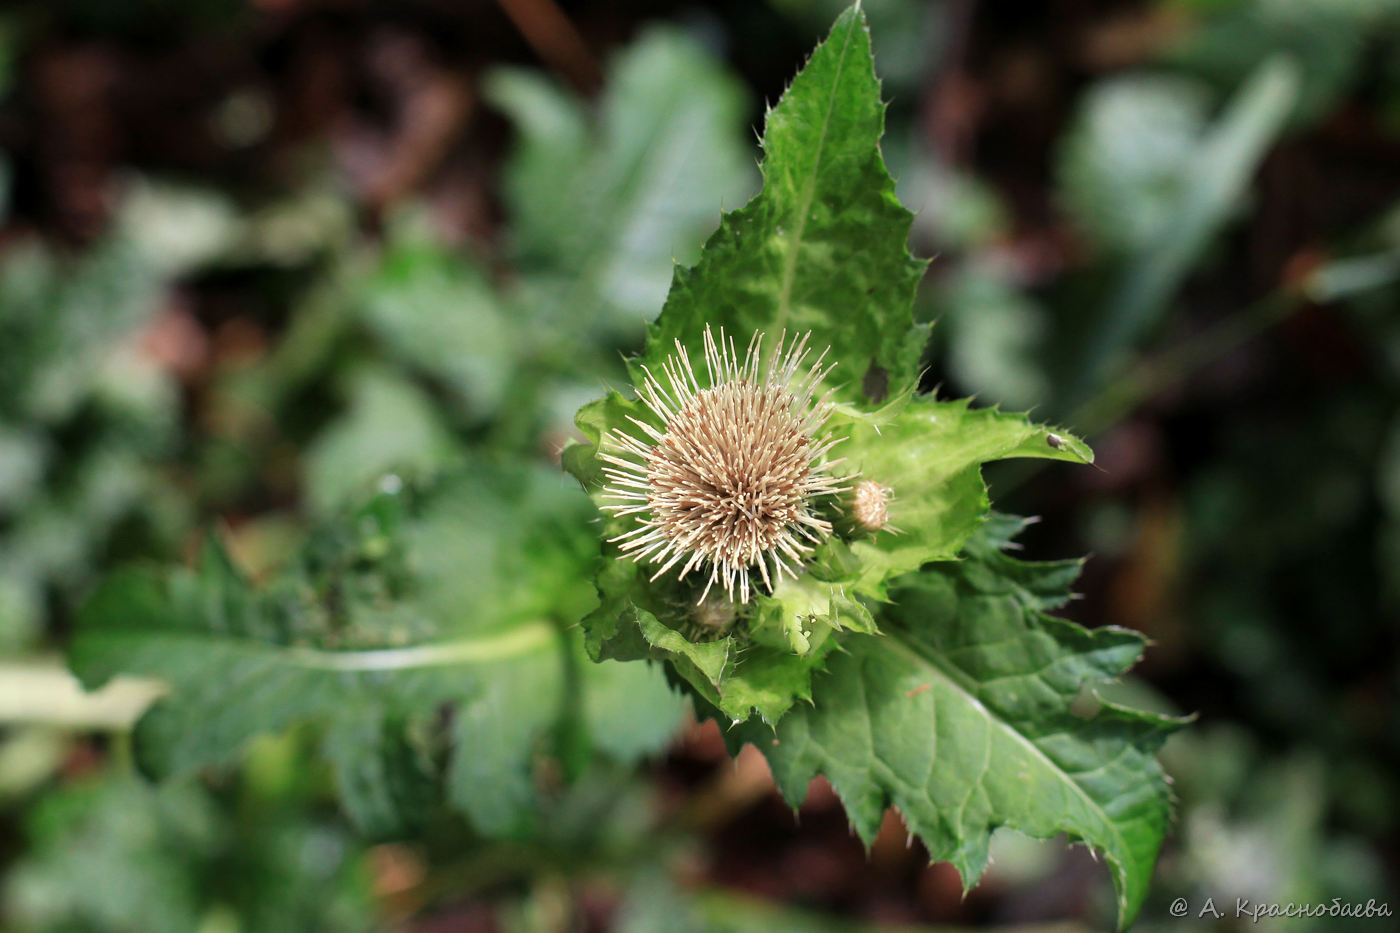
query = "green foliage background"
xmin=1 ymin=0 xmax=1398 ymax=931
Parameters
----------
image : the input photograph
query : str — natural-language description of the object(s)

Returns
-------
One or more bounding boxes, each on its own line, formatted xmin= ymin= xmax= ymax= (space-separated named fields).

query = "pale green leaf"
xmin=302 ymin=367 xmax=459 ymax=515
xmin=832 ymin=396 xmax=1093 ymax=596
xmin=5 ymin=774 xmax=372 ymax=933
xmin=1057 ymin=74 xmax=1214 ymax=256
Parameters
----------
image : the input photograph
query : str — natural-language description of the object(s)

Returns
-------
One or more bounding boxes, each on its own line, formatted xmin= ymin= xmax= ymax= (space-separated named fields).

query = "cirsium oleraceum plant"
xmin=563 ymin=5 xmax=1185 ymax=930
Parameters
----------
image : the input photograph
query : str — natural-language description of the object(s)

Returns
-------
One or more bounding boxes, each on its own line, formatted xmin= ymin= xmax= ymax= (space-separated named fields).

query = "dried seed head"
xmin=599 ymin=325 xmax=848 ymax=603
xmin=852 ymin=480 xmax=893 ymax=532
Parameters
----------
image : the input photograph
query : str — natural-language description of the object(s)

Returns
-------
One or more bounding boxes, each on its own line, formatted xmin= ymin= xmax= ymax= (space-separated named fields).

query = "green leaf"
xmin=358 ymin=222 xmax=514 ymax=419
xmin=5 ymin=778 xmax=218 ymax=933
xmin=5 ymin=774 xmax=373 ymax=933
xmin=582 ymin=657 xmax=690 ymax=764
xmin=715 ymin=518 xmax=1185 ymax=931
xmin=302 ymin=366 xmax=459 ymax=515
xmin=637 ymin=4 xmax=928 ymax=400
xmin=488 ymin=27 xmax=755 ymax=336
xmin=1057 ymin=74 xmax=1215 ymax=257
xmin=1166 ymin=0 xmax=1391 ymax=130
xmin=70 ymin=463 xmax=685 ymax=839
xmin=323 ymin=714 xmax=438 ymax=839
xmin=936 ymin=263 xmax=1050 ymax=411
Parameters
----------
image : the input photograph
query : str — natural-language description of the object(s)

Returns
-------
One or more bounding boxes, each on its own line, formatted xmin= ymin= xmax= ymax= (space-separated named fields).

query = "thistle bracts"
xmin=598 ymin=327 xmax=847 ymax=603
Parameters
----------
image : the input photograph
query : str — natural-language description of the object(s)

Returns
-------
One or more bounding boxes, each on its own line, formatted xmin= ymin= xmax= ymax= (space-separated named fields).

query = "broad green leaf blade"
xmin=301 ymin=367 xmax=458 ymax=515
xmin=448 ymin=649 xmax=566 ymax=837
xmin=639 ymin=4 xmax=928 ymax=399
xmin=324 ymin=714 xmax=439 ymax=838
xmin=70 ymin=464 xmax=685 ymax=839
xmin=718 ymin=520 xmax=1184 ymax=930
xmin=77 ymin=562 xmax=566 ymax=833
xmin=582 ymin=657 xmax=692 ymax=764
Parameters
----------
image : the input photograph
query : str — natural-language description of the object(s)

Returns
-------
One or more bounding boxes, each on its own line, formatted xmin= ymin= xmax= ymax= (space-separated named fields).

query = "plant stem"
xmin=1069 ymin=289 xmax=1301 ymax=434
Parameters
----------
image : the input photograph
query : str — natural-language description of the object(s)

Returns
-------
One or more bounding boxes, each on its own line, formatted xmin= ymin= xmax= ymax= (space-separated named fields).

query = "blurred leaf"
xmin=322 ymin=714 xmax=439 ymax=839
xmin=897 ymin=152 xmax=1010 ymax=251
xmin=5 ymin=778 xmax=219 ymax=933
xmin=1 ymin=234 xmax=169 ymax=424
xmin=489 ymin=27 xmax=756 ymax=336
xmin=616 ymin=870 xmax=1092 ymax=933
xmin=1305 ymin=251 xmax=1400 ymax=303
xmin=114 ymin=177 xmax=242 ymax=276
xmin=717 ymin=518 xmax=1185 ymax=931
xmin=4 ymin=774 xmax=373 ymax=933
xmin=0 ymin=178 xmax=198 ymax=631
xmin=0 ymin=728 xmax=67 ymax=802
xmin=1057 ymin=74 xmax=1213 ymax=256
xmin=0 ymin=178 xmax=241 ymax=422
xmin=936 ymin=263 xmax=1051 ymax=410
xmin=359 ymin=220 xmax=513 ymax=418
xmin=226 ymin=181 xmax=355 ymax=268
xmin=302 ymin=367 xmax=459 ymax=515
xmin=582 ymin=657 xmax=691 ymax=764
xmin=1166 ymin=0 xmax=1400 ymax=129
xmin=70 ymin=465 xmax=684 ymax=839
xmin=0 ymin=437 xmax=187 ymax=651
xmin=1056 ymin=58 xmax=1299 ymax=403
xmin=0 ymin=425 xmax=46 ymax=512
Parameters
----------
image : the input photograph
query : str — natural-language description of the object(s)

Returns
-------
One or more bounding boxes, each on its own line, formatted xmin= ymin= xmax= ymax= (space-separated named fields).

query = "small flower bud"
xmin=693 ymin=597 xmax=737 ymax=632
xmin=852 ymin=480 xmax=893 ymax=532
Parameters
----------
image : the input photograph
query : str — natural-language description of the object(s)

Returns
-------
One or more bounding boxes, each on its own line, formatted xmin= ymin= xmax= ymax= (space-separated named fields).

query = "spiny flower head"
xmin=852 ymin=480 xmax=894 ymax=532
xmin=599 ymin=325 xmax=848 ymax=603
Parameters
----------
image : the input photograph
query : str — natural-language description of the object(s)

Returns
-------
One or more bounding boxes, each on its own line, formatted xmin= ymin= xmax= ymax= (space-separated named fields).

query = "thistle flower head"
xmin=599 ymin=325 xmax=847 ymax=603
